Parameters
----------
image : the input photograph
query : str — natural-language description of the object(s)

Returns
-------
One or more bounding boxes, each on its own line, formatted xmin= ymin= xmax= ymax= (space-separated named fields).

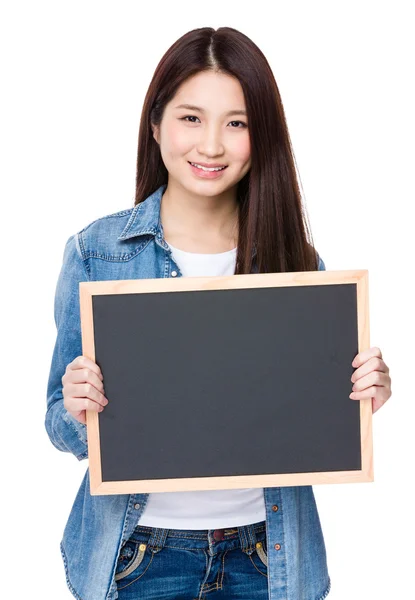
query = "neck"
xmin=160 ymin=179 xmax=239 ymax=253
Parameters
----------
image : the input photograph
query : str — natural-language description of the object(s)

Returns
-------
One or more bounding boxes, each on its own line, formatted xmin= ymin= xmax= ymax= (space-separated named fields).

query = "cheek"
xmin=231 ymin=134 xmax=250 ymax=163
xmin=163 ymin=122 xmax=191 ymax=156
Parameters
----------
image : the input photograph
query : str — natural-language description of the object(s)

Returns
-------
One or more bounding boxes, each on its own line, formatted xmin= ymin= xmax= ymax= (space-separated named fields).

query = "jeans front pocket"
xmin=115 ymin=539 xmax=154 ymax=585
xmin=247 ymin=534 xmax=268 ymax=578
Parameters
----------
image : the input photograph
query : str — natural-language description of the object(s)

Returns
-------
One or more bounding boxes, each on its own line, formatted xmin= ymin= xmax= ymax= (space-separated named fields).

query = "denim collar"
xmin=117 ymin=183 xmax=167 ymax=241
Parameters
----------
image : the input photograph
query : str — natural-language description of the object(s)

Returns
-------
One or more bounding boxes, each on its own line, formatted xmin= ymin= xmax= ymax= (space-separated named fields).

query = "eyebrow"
xmin=175 ymin=103 xmax=247 ymax=117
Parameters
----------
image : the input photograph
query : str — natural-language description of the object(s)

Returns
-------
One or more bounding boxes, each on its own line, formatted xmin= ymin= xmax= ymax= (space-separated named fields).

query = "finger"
xmin=68 ymin=397 xmax=106 ymax=413
xmin=68 ymin=382 xmax=108 ymax=407
xmin=351 ymin=370 xmax=388 ymax=392
xmin=68 ymin=356 xmax=104 ymax=380
xmin=64 ymin=367 xmax=105 ymax=394
xmin=350 ymin=384 xmax=390 ymax=402
xmin=351 ymin=356 xmax=388 ymax=383
xmin=352 ymin=346 xmax=382 ymax=368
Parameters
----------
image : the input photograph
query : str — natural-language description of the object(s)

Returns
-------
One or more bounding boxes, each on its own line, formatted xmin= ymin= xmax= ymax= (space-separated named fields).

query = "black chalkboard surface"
xmin=79 ymin=270 xmax=373 ymax=495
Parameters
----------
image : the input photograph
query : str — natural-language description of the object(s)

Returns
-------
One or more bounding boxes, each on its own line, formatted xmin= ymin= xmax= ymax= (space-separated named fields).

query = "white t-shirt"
xmin=138 ymin=242 xmax=266 ymax=529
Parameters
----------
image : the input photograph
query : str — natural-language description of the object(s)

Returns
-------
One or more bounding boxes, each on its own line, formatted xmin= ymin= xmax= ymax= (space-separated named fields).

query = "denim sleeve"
xmin=317 ymin=254 xmax=326 ymax=271
xmin=44 ymin=233 xmax=89 ymax=461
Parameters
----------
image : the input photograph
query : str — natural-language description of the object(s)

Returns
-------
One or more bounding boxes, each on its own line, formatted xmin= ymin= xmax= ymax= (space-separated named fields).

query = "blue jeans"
xmin=115 ymin=519 xmax=269 ymax=599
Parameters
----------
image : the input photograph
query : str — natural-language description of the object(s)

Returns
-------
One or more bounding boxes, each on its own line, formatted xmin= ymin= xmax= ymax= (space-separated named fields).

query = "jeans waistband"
xmin=131 ymin=520 xmax=266 ymax=555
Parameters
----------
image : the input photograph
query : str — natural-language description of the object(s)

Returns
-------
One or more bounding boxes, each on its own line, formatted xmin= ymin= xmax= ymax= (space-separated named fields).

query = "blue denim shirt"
xmin=45 ymin=183 xmax=331 ymax=600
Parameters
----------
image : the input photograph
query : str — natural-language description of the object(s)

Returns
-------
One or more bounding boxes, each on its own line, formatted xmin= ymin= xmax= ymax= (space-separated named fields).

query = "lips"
xmin=188 ymin=161 xmax=228 ymax=170
xmin=188 ymin=160 xmax=227 ymax=169
xmin=188 ymin=161 xmax=228 ymax=179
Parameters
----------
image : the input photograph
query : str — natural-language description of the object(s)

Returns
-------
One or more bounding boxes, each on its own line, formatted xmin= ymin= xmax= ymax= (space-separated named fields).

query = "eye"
xmin=180 ymin=115 xmax=200 ymax=123
xmin=179 ymin=116 xmax=247 ymax=128
xmin=229 ymin=120 xmax=247 ymax=128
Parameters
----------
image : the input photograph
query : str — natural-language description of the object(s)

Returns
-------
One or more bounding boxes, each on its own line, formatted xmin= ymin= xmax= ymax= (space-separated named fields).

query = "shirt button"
xmin=171 ymin=271 xmax=177 ymax=277
xmin=272 ymin=505 xmax=279 ymax=512
xmin=274 ymin=543 xmax=281 ymax=551
xmin=134 ymin=503 xmax=140 ymax=510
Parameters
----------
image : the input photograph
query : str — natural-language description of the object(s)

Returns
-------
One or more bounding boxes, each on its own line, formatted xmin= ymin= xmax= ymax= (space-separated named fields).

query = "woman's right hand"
xmin=62 ymin=356 xmax=109 ymax=424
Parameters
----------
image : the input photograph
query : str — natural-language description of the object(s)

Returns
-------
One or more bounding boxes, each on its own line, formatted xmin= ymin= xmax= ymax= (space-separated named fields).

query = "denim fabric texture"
xmin=45 ymin=183 xmax=331 ymax=600
xmin=115 ymin=521 xmax=269 ymax=599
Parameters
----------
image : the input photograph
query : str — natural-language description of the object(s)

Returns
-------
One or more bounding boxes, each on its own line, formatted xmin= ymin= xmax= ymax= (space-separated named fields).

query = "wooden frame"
xmin=79 ymin=269 xmax=373 ymax=496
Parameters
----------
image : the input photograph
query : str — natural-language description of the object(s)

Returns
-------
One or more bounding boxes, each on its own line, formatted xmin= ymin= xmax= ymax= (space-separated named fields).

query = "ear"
xmin=151 ymin=123 xmax=160 ymax=145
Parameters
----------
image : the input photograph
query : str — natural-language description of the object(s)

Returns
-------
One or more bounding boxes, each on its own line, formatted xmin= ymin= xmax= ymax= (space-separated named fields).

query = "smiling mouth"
xmin=188 ymin=161 xmax=228 ymax=172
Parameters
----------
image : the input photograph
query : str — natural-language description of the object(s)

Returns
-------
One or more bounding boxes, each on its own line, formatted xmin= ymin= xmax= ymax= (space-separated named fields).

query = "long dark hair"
xmin=134 ymin=26 xmax=319 ymax=274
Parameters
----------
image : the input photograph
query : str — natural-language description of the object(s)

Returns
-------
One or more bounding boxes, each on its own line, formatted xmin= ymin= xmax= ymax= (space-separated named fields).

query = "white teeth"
xmin=190 ymin=162 xmax=226 ymax=172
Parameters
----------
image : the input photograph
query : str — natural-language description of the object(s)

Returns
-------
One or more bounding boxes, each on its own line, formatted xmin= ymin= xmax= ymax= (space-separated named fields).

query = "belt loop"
xmin=247 ymin=523 xmax=257 ymax=550
xmin=238 ymin=523 xmax=257 ymax=555
xmin=147 ymin=527 xmax=168 ymax=553
xmin=237 ymin=524 xmax=247 ymax=552
xmin=238 ymin=524 xmax=253 ymax=555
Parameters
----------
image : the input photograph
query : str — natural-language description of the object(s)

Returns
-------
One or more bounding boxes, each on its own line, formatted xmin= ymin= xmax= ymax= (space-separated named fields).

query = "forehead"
xmin=169 ymin=71 xmax=246 ymax=112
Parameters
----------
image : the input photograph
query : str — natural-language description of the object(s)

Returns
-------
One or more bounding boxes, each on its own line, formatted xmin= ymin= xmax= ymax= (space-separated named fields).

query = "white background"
xmin=1 ymin=1 xmax=413 ymax=598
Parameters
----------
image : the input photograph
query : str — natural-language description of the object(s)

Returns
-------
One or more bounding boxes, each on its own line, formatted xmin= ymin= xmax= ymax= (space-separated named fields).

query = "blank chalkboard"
xmin=79 ymin=270 xmax=373 ymax=495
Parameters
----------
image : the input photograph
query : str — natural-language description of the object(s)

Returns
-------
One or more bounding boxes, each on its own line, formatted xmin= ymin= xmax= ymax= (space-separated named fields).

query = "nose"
xmin=196 ymin=124 xmax=224 ymax=157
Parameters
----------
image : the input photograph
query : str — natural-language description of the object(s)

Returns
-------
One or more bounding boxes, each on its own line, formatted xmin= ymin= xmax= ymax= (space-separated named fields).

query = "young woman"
xmin=45 ymin=26 xmax=392 ymax=600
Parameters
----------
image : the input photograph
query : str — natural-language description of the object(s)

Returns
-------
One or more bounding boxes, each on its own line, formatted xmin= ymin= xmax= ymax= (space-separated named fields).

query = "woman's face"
xmin=152 ymin=70 xmax=251 ymax=197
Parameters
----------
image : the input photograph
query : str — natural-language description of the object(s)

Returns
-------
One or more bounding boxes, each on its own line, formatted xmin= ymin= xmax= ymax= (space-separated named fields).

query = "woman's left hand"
xmin=349 ymin=346 xmax=392 ymax=414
